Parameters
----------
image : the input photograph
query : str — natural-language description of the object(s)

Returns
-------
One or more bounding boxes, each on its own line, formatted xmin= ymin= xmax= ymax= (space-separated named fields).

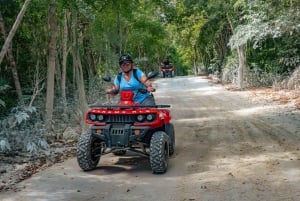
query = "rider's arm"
xmin=106 ymin=76 xmax=120 ymax=94
xmin=106 ymin=85 xmax=119 ymax=95
xmin=140 ymin=75 xmax=155 ymax=92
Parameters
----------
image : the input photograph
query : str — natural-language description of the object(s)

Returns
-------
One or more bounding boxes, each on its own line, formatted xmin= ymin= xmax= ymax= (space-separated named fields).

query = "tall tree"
xmin=0 ymin=0 xmax=31 ymax=65
xmin=71 ymin=10 xmax=88 ymax=129
xmin=45 ymin=0 xmax=58 ymax=128
xmin=60 ymin=10 xmax=70 ymax=115
xmin=0 ymin=12 xmax=23 ymax=103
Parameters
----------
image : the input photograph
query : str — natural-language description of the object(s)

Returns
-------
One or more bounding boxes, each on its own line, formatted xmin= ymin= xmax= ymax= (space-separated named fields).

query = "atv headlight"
xmin=136 ymin=114 xmax=145 ymax=122
xmin=97 ymin=114 xmax=104 ymax=121
xmin=89 ymin=113 xmax=96 ymax=121
xmin=146 ymin=114 xmax=155 ymax=121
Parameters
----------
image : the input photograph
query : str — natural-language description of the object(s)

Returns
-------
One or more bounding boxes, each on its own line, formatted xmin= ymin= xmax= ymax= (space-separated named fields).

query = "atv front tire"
xmin=150 ymin=131 xmax=169 ymax=174
xmin=77 ymin=131 xmax=102 ymax=171
xmin=165 ymin=123 xmax=175 ymax=156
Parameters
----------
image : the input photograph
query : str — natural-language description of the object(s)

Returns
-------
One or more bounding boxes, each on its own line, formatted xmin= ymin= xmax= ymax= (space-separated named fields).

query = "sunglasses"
xmin=121 ymin=62 xmax=132 ymax=67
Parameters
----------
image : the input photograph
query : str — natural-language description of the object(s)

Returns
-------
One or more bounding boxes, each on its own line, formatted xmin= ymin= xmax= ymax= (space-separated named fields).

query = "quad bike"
xmin=161 ymin=63 xmax=175 ymax=78
xmin=76 ymin=72 xmax=175 ymax=174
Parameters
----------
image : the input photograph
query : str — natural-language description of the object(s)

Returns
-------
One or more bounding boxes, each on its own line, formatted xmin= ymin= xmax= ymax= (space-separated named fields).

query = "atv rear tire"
xmin=165 ymin=123 xmax=175 ymax=156
xmin=77 ymin=131 xmax=102 ymax=171
xmin=150 ymin=131 xmax=169 ymax=174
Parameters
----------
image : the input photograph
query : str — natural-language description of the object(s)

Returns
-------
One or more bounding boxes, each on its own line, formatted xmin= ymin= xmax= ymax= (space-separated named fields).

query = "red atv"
xmin=76 ymin=72 xmax=175 ymax=174
xmin=161 ymin=63 xmax=175 ymax=78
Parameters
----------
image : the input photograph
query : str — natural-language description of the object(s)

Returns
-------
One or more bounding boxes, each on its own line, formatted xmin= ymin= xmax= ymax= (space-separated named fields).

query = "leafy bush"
xmin=0 ymin=106 xmax=49 ymax=153
xmin=0 ymin=83 xmax=11 ymax=108
xmin=222 ymin=53 xmax=239 ymax=84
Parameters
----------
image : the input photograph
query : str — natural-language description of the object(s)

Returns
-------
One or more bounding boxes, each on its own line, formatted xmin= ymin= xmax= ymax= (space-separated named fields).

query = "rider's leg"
xmin=140 ymin=95 xmax=156 ymax=106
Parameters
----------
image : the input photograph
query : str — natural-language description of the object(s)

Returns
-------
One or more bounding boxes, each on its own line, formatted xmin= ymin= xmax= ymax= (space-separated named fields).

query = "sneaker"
xmin=104 ymin=147 xmax=112 ymax=153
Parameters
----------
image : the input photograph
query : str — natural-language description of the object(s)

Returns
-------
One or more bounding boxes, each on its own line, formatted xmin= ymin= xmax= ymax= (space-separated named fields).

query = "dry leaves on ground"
xmin=0 ymin=142 xmax=76 ymax=192
xmin=247 ymin=88 xmax=300 ymax=109
xmin=213 ymin=77 xmax=300 ymax=110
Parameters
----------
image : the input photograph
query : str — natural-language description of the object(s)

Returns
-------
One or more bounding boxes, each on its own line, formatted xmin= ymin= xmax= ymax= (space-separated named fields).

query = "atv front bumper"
xmin=90 ymin=124 xmax=150 ymax=148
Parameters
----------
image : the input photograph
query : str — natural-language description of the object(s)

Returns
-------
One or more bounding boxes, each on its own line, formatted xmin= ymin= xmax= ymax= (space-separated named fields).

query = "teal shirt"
xmin=114 ymin=69 xmax=150 ymax=103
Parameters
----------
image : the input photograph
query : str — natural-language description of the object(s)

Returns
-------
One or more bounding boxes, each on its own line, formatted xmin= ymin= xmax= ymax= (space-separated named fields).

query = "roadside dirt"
xmin=1 ymin=75 xmax=300 ymax=201
xmin=0 ymin=142 xmax=77 ymax=192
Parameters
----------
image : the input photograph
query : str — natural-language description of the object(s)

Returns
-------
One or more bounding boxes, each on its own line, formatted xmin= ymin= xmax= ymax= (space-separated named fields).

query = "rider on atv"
xmin=161 ymin=56 xmax=175 ymax=78
xmin=106 ymin=54 xmax=156 ymax=106
xmin=162 ymin=57 xmax=170 ymax=66
xmin=76 ymin=54 xmax=174 ymax=174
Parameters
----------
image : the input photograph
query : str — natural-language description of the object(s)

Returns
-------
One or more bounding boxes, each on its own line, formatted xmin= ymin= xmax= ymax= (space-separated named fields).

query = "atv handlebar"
xmin=103 ymin=71 xmax=158 ymax=95
xmin=138 ymin=88 xmax=156 ymax=94
xmin=105 ymin=88 xmax=155 ymax=95
xmin=89 ymin=104 xmax=170 ymax=109
xmin=112 ymin=89 xmax=119 ymax=94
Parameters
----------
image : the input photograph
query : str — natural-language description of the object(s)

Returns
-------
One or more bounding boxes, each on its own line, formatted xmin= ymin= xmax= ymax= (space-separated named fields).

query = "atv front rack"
xmin=88 ymin=104 xmax=171 ymax=109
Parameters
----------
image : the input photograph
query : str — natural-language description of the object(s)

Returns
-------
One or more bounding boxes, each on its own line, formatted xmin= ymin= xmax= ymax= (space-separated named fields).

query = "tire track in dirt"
xmin=159 ymin=76 xmax=300 ymax=201
xmin=2 ymin=76 xmax=300 ymax=201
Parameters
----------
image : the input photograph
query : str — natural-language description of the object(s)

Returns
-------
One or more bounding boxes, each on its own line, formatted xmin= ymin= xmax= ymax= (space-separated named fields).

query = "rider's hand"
xmin=147 ymin=86 xmax=156 ymax=92
xmin=106 ymin=89 xmax=113 ymax=94
xmin=106 ymin=88 xmax=119 ymax=95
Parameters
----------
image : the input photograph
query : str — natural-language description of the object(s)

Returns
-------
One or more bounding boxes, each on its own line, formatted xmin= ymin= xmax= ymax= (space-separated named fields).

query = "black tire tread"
xmin=165 ymin=123 xmax=175 ymax=156
xmin=76 ymin=131 xmax=101 ymax=171
xmin=150 ymin=131 xmax=169 ymax=174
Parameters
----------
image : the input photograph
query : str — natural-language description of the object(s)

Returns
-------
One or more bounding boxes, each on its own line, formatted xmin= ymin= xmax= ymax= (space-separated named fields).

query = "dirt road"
xmin=2 ymin=76 xmax=300 ymax=201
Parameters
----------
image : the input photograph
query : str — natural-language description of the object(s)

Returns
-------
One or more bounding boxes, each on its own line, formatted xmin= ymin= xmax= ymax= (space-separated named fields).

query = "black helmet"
xmin=119 ymin=54 xmax=133 ymax=65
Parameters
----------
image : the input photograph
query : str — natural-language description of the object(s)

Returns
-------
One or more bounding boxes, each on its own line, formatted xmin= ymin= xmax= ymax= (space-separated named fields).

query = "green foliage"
xmin=24 ymin=137 xmax=49 ymax=153
xmin=1 ymin=0 xmax=300 ymax=146
xmin=0 ymin=105 xmax=48 ymax=153
xmin=0 ymin=100 xmax=5 ymax=107
xmin=229 ymin=0 xmax=300 ymax=49
xmin=224 ymin=0 xmax=300 ymax=85
xmin=85 ymin=0 xmax=174 ymax=74
xmin=169 ymin=48 xmax=189 ymax=76
xmin=222 ymin=52 xmax=239 ymax=83
xmin=0 ymin=84 xmax=11 ymax=93
xmin=0 ymin=78 xmax=12 ymax=110
xmin=242 ymin=0 xmax=300 ymax=77
xmin=167 ymin=0 xmax=233 ymax=74
xmin=0 ymin=138 xmax=11 ymax=152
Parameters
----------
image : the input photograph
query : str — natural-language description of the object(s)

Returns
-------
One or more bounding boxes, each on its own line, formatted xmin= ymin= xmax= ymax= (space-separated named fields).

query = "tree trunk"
xmin=226 ymin=13 xmax=246 ymax=89
xmin=61 ymin=11 xmax=70 ymax=114
xmin=0 ymin=12 xmax=23 ymax=104
xmin=71 ymin=12 xmax=88 ymax=130
xmin=237 ymin=45 xmax=246 ymax=89
xmin=193 ymin=46 xmax=198 ymax=76
xmin=193 ymin=58 xmax=198 ymax=76
xmin=45 ymin=1 xmax=58 ymax=129
xmin=0 ymin=0 xmax=31 ymax=65
xmin=116 ymin=9 xmax=122 ymax=55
